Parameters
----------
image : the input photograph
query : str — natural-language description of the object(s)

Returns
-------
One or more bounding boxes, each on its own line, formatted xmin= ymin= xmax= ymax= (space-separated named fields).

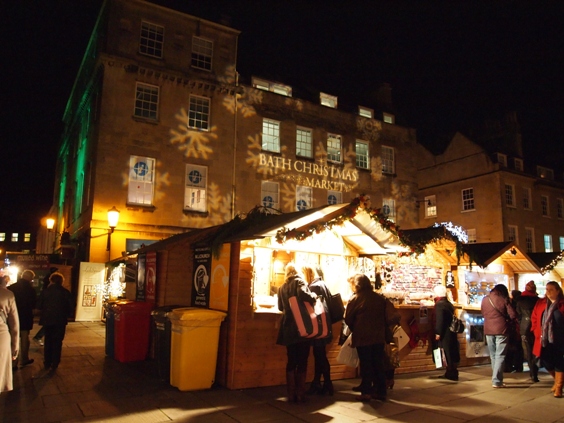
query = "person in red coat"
xmin=531 ymin=281 xmax=564 ymax=398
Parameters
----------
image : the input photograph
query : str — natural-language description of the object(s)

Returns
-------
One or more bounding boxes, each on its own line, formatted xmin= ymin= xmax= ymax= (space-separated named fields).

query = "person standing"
xmin=303 ymin=265 xmax=334 ymax=396
xmin=8 ymin=269 xmax=36 ymax=368
xmin=481 ymin=284 xmax=517 ymax=388
xmin=344 ymin=273 xmax=395 ymax=402
xmin=277 ymin=263 xmax=318 ymax=403
xmin=515 ymin=281 xmax=539 ymax=382
xmin=36 ymin=272 xmax=73 ymax=375
xmin=434 ymin=284 xmax=460 ymax=381
xmin=33 ymin=267 xmax=58 ymax=346
xmin=531 ymin=281 xmax=564 ymax=398
xmin=0 ymin=274 xmax=20 ymax=393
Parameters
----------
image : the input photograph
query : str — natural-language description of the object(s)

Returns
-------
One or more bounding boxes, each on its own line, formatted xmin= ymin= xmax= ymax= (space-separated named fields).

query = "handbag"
xmin=288 ymin=295 xmax=330 ymax=339
xmin=328 ymin=293 xmax=345 ymax=324
xmin=449 ymin=315 xmax=465 ymax=333
xmin=336 ymin=334 xmax=359 ymax=368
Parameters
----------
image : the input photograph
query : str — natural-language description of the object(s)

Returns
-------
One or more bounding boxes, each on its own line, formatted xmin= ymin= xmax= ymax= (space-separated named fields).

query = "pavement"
xmin=2 ymin=321 xmax=564 ymax=423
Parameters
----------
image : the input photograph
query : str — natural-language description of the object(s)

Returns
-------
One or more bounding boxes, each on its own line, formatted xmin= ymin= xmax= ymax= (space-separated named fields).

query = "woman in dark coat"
xmin=433 ymin=284 xmax=460 ymax=381
xmin=531 ymin=281 xmax=564 ymax=398
xmin=277 ymin=263 xmax=318 ymax=403
xmin=515 ymin=281 xmax=539 ymax=382
xmin=303 ymin=265 xmax=334 ymax=395
xmin=344 ymin=273 xmax=395 ymax=402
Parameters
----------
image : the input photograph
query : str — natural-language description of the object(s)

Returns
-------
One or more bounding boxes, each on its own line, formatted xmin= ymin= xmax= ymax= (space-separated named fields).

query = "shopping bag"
xmin=336 ymin=334 xmax=359 ymax=368
xmin=328 ymin=293 xmax=345 ymax=323
xmin=433 ymin=348 xmax=443 ymax=368
xmin=393 ymin=325 xmax=409 ymax=351
xmin=288 ymin=295 xmax=329 ymax=339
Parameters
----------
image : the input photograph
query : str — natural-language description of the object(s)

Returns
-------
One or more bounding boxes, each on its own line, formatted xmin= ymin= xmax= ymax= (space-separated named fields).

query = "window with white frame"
xmin=134 ymin=83 xmax=159 ymax=120
xmin=541 ymin=195 xmax=550 ymax=216
xmin=184 ymin=164 xmax=207 ymax=212
xmin=11 ymin=233 xmax=18 ymax=242
xmin=558 ymin=198 xmax=564 ymax=219
xmin=327 ymin=190 xmax=342 ymax=205
xmin=0 ymin=233 xmax=4 ymax=242
xmin=560 ymin=236 xmax=564 ymax=251
xmin=381 ymin=146 xmax=395 ymax=174
xmin=505 ymin=184 xmax=515 ymax=207
xmin=508 ymin=225 xmax=518 ymax=243
xmin=261 ymin=181 xmax=280 ymax=210
xmin=537 ymin=166 xmax=554 ymax=180
xmin=262 ymin=119 xmax=280 ymax=152
xmin=382 ymin=198 xmax=396 ymax=221
xmin=128 ymin=156 xmax=155 ymax=205
xmin=425 ymin=195 xmax=437 ymax=218
xmin=355 ymin=140 xmax=369 ymax=169
xmin=188 ymin=96 xmax=210 ymax=130
xmin=320 ymin=93 xmax=337 ymax=108
xmin=191 ymin=36 xmax=213 ymax=71
xmin=523 ymin=188 xmax=532 ymax=210
xmin=358 ymin=106 xmax=373 ymax=118
xmin=383 ymin=112 xmax=395 ymax=124
xmin=544 ymin=234 xmax=553 ymax=252
xmin=24 ymin=233 xmax=31 ymax=242
xmin=296 ymin=186 xmax=312 ymax=211
xmin=462 ymin=188 xmax=475 ymax=211
xmin=139 ymin=21 xmax=164 ymax=58
xmin=327 ymin=134 xmax=342 ymax=163
xmin=496 ymin=153 xmax=507 ymax=167
xmin=252 ymin=77 xmax=292 ymax=97
xmin=525 ymin=227 xmax=535 ymax=252
xmin=466 ymin=229 xmax=477 ymax=243
xmin=296 ymin=128 xmax=312 ymax=158
xmin=513 ymin=158 xmax=523 ymax=171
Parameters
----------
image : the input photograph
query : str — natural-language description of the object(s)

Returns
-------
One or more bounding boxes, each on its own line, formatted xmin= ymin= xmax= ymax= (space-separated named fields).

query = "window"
xmin=523 ymin=188 xmax=532 ymax=210
xmin=134 ymin=83 xmax=159 ymax=120
xmin=383 ymin=112 xmax=395 ymax=124
xmin=261 ymin=181 xmax=280 ymax=210
xmin=327 ymin=134 xmax=342 ymax=163
xmin=327 ymin=190 xmax=342 ymax=205
xmin=544 ymin=234 xmax=553 ymax=252
xmin=0 ymin=233 xmax=4 ymax=242
xmin=382 ymin=198 xmax=396 ymax=221
xmin=128 ymin=156 xmax=155 ymax=205
xmin=462 ymin=188 xmax=475 ymax=211
xmin=191 ymin=36 xmax=213 ymax=71
xmin=320 ymin=93 xmax=337 ymax=108
xmin=558 ymin=199 xmax=564 ymax=219
xmin=505 ymin=184 xmax=515 ymax=207
xmin=537 ymin=166 xmax=554 ymax=180
xmin=262 ymin=119 xmax=280 ymax=152
xmin=381 ymin=146 xmax=395 ymax=174
xmin=425 ymin=195 xmax=437 ymax=218
xmin=467 ymin=229 xmax=477 ymax=243
xmin=508 ymin=225 xmax=518 ymax=243
xmin=11 ymin=233 xmax=18 ymax=242
xmin=252 ymin=77 xmax=292 ymax=97
xmin=355 ymin=140 xmax=369 ymax=169
xmin=184 ymin=164 xmax=207 ymax=212
xmin=24 ymin=233 xmax=31 ymax=242
xmin=296 ymin=186 xmax=312 ymax=211
xmin=496 ymin=153 xmax=507 ymax=167
xmin=541 ymin=195 xmax=550 ymax=217
xmin=188 ymin=96 xmax=210 ymax=130
xmin=296 ymin=128 xmax=312 ymax=158
xmin=513 ymin=158 xmax=523 ymax=171
xmin=358 ymin=106 xmax=373 ymax=118
xmin=560 ymin=236 xmax=564 ymax=251
xmin=525 ymin=227 xmax=535 ymax=252
xmin=139 ymin=21 xmax=164 ymax=58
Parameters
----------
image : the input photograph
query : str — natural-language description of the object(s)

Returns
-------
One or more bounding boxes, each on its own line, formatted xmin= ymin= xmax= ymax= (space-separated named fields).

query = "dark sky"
xmin=3 ymin=0 xmax=564 ymax=230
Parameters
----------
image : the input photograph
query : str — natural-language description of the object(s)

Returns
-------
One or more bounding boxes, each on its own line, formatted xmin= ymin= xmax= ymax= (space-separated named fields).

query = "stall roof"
xmin=527 ymin=252 xmax=564 ymax=277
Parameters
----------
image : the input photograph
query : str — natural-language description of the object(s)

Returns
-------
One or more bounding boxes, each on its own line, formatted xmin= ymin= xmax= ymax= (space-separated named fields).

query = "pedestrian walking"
xmin=8 ymin=269 xmax=36 ymax=369
xmin=0 ymin=274 xmax=19 ymax=393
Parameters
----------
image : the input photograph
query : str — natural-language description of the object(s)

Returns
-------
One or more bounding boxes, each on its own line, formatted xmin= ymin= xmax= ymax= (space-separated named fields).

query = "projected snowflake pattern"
xmin=245 ymin=134 xmax=288 ymax=176
xmin=281 ymin=182 xmax=297 ymax=210
xmin=391 ymin=180 xmax=417 ymax=226
xmin=170 ymin=109 xmax=217 ymax=159
xmin=222 ymin=86 xmax=263 ymax=118
xmin=356 ymin=117 xmax=382 ymax=142
xmin=370 ymin=156 xmax=384 ymax=182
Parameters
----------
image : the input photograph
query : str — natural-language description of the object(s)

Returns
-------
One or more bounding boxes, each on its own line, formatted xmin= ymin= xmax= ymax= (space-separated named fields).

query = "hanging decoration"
xmin=539 ymin=250 xmax=564 ymax=275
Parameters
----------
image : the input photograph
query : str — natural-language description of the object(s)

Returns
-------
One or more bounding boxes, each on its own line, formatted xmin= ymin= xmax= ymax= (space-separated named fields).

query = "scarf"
xmin=541 ymin=299 xmax=559 ymax=347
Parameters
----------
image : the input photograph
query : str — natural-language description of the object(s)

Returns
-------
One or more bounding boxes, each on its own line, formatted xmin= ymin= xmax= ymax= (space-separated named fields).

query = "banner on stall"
xmin=209 ymin=244 xmax=230 ymax=312
xmin=75 ymin=262 xmax=105 ymax=321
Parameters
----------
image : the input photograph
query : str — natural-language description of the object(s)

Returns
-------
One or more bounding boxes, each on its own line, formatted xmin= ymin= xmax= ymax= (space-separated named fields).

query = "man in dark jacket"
xmin=515 ymin=281 xmax=539 ymax=382
xmin=8 ymin=269 xmax=37 ymax=368
xmin=481 ymin=284 xmax=517 ymax=388
xmin=36 ymin=272 xmax=73 ymax=375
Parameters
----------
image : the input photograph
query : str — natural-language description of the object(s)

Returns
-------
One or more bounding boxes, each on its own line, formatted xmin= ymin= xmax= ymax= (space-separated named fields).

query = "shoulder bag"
xmin=328 ymin=293 xmax=345 ymax=323
xmin=449 ymin=314 xmax=465 ymax=333
xmin=288 ymin=290 xmax=330 ymax=339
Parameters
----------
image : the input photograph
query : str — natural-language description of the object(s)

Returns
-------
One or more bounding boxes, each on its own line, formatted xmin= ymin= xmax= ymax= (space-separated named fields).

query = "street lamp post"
xmin=106 ymin=206 xmax=120 ymax=261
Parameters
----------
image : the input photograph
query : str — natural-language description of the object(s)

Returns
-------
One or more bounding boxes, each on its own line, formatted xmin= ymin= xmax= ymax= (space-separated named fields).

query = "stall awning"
xmin=528 ymin=252 xmax=564 ymax=277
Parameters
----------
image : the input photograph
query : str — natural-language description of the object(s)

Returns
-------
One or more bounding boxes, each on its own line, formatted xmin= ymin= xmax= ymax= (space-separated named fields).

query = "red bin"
xmin=112 ymin=301 xmax=154 ymax=363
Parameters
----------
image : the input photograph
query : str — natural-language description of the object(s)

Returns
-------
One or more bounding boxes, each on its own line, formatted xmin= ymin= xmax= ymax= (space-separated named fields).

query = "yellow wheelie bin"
xmin=169 ymin=307 xmax=227 ymax=391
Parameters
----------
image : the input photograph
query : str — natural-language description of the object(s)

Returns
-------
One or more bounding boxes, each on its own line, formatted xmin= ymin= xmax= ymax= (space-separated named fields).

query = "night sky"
xmin=3 ymin=0 xmax=564 ymax=231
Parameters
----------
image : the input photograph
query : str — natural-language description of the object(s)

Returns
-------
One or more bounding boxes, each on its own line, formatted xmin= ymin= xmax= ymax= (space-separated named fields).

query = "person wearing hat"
xmin=433 ymin=284 xmax=460 ymax=381
xmin=515 ymin=281 xmax=539 ymax=382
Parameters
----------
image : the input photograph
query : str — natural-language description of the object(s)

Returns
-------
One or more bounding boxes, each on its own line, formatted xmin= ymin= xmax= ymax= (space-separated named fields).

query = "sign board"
xmin=191 ymin=247 xmax=212 ymax=307
xmin=75 ymin=262 xmax=105 ymax=321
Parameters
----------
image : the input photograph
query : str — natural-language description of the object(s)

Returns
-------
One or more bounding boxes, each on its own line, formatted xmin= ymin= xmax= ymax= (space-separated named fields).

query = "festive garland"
xmin=540 ymin=250 xmax=564 ymax=275
xmin=275 ymin=194 xmax=467 ymax=259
